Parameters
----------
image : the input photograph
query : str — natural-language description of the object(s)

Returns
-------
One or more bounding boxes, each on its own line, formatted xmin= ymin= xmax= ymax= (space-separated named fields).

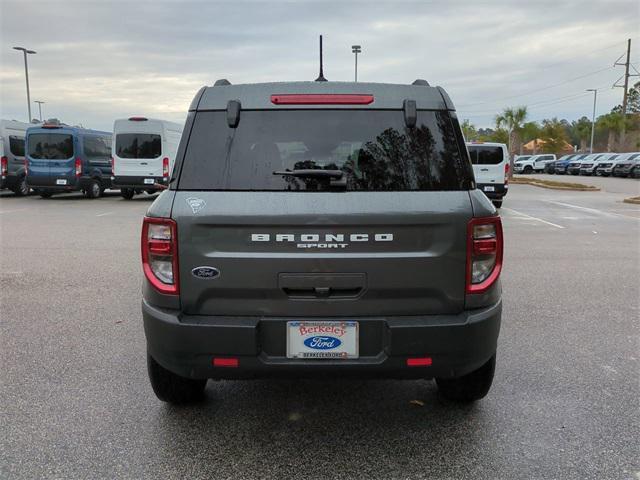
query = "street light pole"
xmin=34 ymin=100 xmax=45 ymax=121
xmin=351 ymin=45 xmax=361 ymax=82
xmin=586 ymin=89 xmax=597 ymax=154
xmin=13 ymin=46 xmax=37 ymax=122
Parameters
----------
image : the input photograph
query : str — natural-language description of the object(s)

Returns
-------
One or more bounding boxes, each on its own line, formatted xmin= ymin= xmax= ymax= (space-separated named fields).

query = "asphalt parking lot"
xmin=1 ymin=179 xmax=639 ymax=480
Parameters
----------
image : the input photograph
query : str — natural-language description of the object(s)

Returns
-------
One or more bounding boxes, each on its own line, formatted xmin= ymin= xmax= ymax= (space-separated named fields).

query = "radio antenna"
xmin=315 ymin=35 xmax=327 ymax=82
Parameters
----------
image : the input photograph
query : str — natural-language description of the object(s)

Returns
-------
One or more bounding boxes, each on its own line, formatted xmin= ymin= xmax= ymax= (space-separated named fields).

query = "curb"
xmin=623 ymin=197 xmax=640 ymax=205
xmin=510 ymin=178 xmax=600 ymax=192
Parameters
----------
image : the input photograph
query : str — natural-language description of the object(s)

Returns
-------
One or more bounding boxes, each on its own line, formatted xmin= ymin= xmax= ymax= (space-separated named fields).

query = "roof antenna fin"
xmin=315 ymin=35 xmax=328 ymax=82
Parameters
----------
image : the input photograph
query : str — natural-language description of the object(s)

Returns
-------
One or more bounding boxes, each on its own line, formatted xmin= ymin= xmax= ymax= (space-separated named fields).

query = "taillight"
xmin=504 ymin=163 xmax=510 ymax=184
xmin=271 ymin=94 xmax=374 ymax=105
xmin=111 ymin=157 xmax=115 ymax=176
xmin=466 ymin=216 xmax=503 ymax=294
xmin=162 ymin=157 xmax=169 ymax=178
xmin=75 ymin=157 xmax=82 ymax=177
xmin=141 ymin=217 xmax=179 ymax=295
xmin=24 ymin=158 xmax=28 ymax=175
xmin=1 ymin=156 xmax=7 ymax=176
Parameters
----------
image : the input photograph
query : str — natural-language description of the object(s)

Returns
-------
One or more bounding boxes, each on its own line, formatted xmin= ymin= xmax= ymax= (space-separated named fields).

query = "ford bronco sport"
xmin=141 ymin=79 xmax=503 ymax=404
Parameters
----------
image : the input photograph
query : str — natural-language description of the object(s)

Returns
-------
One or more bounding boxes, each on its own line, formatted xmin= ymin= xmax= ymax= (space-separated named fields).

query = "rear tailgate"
xmin=174 ymin=191 xmax=473 ymax=317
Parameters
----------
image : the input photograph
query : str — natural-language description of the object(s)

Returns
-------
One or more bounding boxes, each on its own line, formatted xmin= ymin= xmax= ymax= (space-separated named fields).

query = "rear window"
xmin=9 ymin=136 xmax=25 ymax=157
xmin=28 ymin=133 xmax=74 ymax=159
xmin=116 ymin=134 xmax=161 ymax=159
xmin=467 ymin=145 xmax=505 ymax=165
xmin=83 ymin=135 xmax=112 ymax=159
xmin=178 ymin=110 xmax=471 ymax=191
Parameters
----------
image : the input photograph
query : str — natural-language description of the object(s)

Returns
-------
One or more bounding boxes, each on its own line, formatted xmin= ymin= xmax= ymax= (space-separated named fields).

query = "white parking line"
xmin=0 ymin=208 xmax=28 ymax=215
xmin=96 ymin=211 xmax=114 ymax=217
xmin=502 ymin=207 xmax=565 ymax=229
xmin=545 ymin=200 xmax=640 ymax=220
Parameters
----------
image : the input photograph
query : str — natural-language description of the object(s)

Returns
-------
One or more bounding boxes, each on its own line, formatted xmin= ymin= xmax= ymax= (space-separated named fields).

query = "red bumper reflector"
xmin=406 ymin=357 xmax=432 ymax=367
xmin=271 ymin=94 xmax=374 ymax=105
xmin=213 ymin=358 xmax=239 ymax=368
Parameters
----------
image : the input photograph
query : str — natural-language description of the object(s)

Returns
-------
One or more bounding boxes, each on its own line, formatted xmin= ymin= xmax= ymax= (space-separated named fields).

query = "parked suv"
xmin=513 ymin=154 xmax=556 ymax=174
xmin=554 ymin=154 xmax=585 ymax=175
xmin=611 ymin=153 xmax=640 ymax=177
xmin=580 ymin=153 xmax=618 ymax=176
xmin=0 ymin=119 xmax=31 ymax=196
xmin=466 ymin=141 xmax=509 ymax=208
xmin=142 ymin=80 xmax=503 ymax=405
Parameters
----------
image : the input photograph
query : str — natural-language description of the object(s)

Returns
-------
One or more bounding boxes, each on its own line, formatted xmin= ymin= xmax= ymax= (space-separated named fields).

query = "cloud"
xmin=1 ymin=0 xmax=637 ymax=129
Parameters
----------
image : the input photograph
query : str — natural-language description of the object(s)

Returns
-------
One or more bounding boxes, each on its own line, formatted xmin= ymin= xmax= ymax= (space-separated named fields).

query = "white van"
xmin=111 ymin=117 xmax=183 ymax=199
xmin=466 ymin=141 xmax=509 ymax=208
xmin=0 ymin=119 xmax=32 ymax=195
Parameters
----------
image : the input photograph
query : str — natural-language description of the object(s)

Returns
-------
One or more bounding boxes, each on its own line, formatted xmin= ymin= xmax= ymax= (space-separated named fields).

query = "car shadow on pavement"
xmin=149 ymin=379 xmax=487 ymax=477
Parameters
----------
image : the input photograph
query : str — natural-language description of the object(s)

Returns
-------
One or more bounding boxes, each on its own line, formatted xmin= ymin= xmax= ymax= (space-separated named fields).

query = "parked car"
xmin=514 ymin=154 xmax=532 ymax=163
xmin=555 ymin=154 xmax=586 ymax=174
xmin=567 ymin=153 xmax=599 ymax=175
xmin=111 ymin=117 xmax=183 ymax=199
xmin=611 ymin=153 xmax=640 ymax=178
xmin=594 ymin=153 xmax=628 ymax=176
xmin=0 ymin=119 xmax=31 ymax=196
xmin=513 ymin=154 xmax=556 ymax=174
xmin=466 ymin=141 xmax=509 ymax=208
xmin=142 ymin=79 xmax=503 ymax=405
xmin=580 ymin=153 xmax=618 ymax=176
xmin=26 ymin=122 xmax=113 ymax=198
xmin=546 ymin=154 xmax=575 ymax=174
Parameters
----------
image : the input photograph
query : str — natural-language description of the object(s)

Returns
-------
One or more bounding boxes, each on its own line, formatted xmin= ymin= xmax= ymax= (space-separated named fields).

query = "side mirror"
xmin=227 ymin=100 xmax=241 ymax=128
xmin=403 ymin=99 xmax=417 ymax=128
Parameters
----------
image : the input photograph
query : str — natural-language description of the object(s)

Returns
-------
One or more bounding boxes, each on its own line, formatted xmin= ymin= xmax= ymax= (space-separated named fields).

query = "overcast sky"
xmin=1 ymin=0 xmax=638 ymax=131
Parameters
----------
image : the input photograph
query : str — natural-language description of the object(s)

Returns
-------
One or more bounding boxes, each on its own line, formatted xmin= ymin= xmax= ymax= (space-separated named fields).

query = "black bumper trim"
xmin=142 ymin=300 xmax=502 ymax=380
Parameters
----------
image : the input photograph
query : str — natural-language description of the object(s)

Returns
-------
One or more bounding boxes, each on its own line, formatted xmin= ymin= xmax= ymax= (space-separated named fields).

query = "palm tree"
xmin=461 ymin=119 xmax=477 ymax=141
xmin=495 ymin=106 xmax=528 ymax=176
xmin=597 ymin=113 xmax=625 ymax=152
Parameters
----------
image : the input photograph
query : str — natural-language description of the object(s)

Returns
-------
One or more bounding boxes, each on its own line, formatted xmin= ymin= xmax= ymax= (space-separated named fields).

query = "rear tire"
xmin=120 ymin=188 xmax=135 ymax=200
xmin=85 ymin=179 xmax=101 ymax=199
xmin=436 ymin=354 xmax=496 ymax=403
xmin=147 ymin=352 xmax=207 ymax=404
xmin=39 ymin=191 xmax=52 ymax=199
xmin=523 ymin=166 xmax=533 ymax=174
xmin=13 ymin=176 xmax=30 ymax=196
xmin=492 ymin=200 xmax=503 ymax=209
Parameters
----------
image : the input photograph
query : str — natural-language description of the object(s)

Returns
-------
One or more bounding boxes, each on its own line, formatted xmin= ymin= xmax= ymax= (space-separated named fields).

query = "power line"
xmin=458 ymin=65 xmax=614 ymax=108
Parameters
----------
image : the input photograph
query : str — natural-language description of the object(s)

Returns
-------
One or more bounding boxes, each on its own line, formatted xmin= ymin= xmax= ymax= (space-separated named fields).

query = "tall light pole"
xmin=34 ymin=100 xmax=45 ymax=121
xmin=586 ymin=89 xmax=597 ymax=154
xmin=351 ymin=45 xmax=361 ymax=82
xmin=13 ymin=46 xmax=37 ymax=122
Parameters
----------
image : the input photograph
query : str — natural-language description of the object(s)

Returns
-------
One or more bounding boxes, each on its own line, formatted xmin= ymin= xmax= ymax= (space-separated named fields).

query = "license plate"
xmin=144 ymin=178 xmax=155 ymax=185
xmin=56 ymin=179 xmax=67 ymax=185
xmin=484 ymin=186 xmax=495 ymax=192
xmin=286 ymin=321 xmax=359 ymax=359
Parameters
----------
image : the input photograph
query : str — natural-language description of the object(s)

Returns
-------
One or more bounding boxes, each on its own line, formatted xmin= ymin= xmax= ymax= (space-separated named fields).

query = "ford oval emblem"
xmin=191 ymin=266 xmax=220 ymax=279
xmin=303 ymin=336 xmax=342 ymax=350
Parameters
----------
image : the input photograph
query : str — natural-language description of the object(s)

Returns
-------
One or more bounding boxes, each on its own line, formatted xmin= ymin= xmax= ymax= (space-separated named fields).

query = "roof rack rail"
xmin=412 ymin=79 xmax=430 ymax=86
xmin=214 ymin=79 xmax=231 ymax=86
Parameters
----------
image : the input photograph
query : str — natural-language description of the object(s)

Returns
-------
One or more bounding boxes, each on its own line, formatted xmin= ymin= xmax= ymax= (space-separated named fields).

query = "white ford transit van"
xmin=466 ymin=141 xmax=509 ymax=208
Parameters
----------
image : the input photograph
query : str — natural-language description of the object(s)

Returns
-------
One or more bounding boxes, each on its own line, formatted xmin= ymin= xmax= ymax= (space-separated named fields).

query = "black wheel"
xmin=120 ymin=188 xmax=135 ymax=200
xmin=39 ymin=191 xmax=52 ymax=199
xmin=12 ymin=176 xmax=30 ymax=196
xmin=147 ymin=352 xmax=207 ymax=404
xmin=523 ymin=166 xmax=533 ymax=174
xmin=436 ymin=354 xmax=496 ymax=403
xmin=84 ymin=179 xmax=102 ymax=198
xmin=492 ymin=200 xmax=503 ymax=209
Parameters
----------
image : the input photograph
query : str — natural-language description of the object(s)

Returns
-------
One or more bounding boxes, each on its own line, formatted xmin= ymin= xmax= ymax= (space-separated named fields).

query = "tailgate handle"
xmin=279 ymin=273 xmax=366 ymax=299
xmin=282 ymin=286 xmax=363 ymax=299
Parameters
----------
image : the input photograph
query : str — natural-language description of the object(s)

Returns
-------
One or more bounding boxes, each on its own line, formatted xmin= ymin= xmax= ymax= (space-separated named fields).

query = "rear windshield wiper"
xmin=273 ymin=169 xmax=344 ymax=179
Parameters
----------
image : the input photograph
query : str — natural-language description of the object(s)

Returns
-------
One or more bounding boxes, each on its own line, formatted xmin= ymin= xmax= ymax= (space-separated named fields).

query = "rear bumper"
xmin=112 ymin=175 xmax=168 ymax=190
xmin=26 ymin=175 xmax=111 ymax=191
xmin=477 ymin=183 xmax=507 ymax=200
xmin=142 ymin=299 xmax=502 ymax=380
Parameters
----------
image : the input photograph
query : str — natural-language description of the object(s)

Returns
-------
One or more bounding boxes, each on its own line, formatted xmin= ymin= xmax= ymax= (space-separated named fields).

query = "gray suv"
xmin=141 ymin=80 xmax=503 ymax=404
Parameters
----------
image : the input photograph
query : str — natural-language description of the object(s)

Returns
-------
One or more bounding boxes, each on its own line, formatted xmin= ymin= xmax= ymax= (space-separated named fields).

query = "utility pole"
xmin=34 ymin=100 xmax=45 ymax=121
xmin=614 ymin=39 xmax=634 ymax=149
xmin=586 ymin=89 xmax=597 ymax=154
